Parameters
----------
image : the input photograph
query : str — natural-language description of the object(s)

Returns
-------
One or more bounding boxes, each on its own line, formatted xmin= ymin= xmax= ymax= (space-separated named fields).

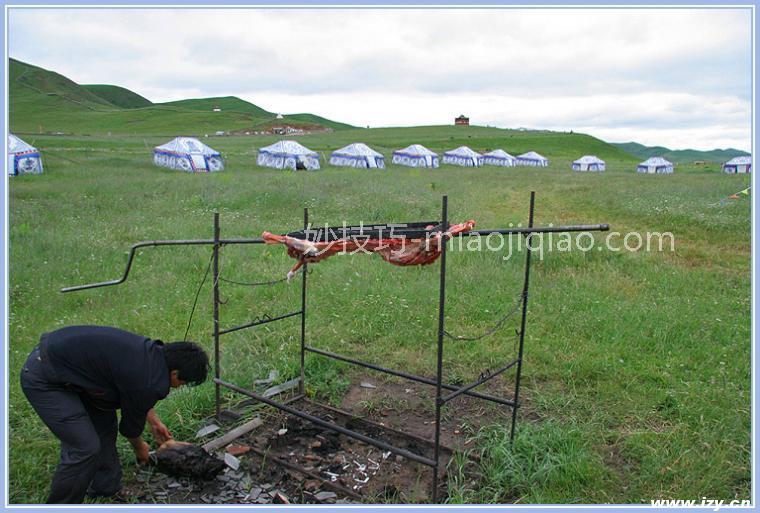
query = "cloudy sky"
xmin=9 ymin=8 xmax=752 ymax=150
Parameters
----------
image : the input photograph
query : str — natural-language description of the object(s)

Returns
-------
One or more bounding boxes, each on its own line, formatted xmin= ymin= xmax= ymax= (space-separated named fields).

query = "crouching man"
xmin=20 ymin=325 xmax=210 ymax=503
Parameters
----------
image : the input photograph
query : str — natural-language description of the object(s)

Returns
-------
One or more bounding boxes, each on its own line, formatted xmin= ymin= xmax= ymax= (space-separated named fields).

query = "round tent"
xmin=723 ymin=156 xmax=751 ymax=174
xmin=637 ymin=156 xmax=673 ymax=174
xmin=154 ymin=137 xmax=224 ymax=172
xmin=8 ymin=134 xmax=43 ymax=176
xmin=392 ymin=144 xmax=439 ymax=168
xmin=572 ymin=155 xmax=606 ymax=172
xmin=329 ymin=143 xmax=385 ymax=169
xmin=516 ymin=151 xmax=549 ymax=167
xmin=442 ymin=146 xmax=482 ymax=167
xmin=258 ymin=140 xmax=320 ymax=171
xmin=481 ymin=149 xmax=516 ymax=167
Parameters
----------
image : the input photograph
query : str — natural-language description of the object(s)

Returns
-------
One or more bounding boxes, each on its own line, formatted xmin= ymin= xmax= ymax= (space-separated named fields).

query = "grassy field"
xmin=7 ymin=126 xmax=751 ymax=504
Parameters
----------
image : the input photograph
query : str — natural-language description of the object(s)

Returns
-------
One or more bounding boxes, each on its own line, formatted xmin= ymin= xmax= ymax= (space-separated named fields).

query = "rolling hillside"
xmin=613 ymin=141 xmax=749 ymax=164
xmin=83 ymin=84 xmax=153 ymax=109
xmin=9 ymin=58 xmax=353 ymax=135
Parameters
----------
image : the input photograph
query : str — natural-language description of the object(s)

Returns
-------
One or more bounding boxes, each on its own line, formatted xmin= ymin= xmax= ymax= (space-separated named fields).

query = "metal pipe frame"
xmin=59 ymin=194 xmax=610 ymax=504
xmin=303 ymin=345 xmax=516 ymax=407
xmin=59 ymin=226 xmax=607 ymax=293
xmin=219 ymin=310 xmax=302 ymax=336
xmin=439 ymin=358 xmax=520 ymax=404
xmin=214 ymin=378 xmax=436 ymax=467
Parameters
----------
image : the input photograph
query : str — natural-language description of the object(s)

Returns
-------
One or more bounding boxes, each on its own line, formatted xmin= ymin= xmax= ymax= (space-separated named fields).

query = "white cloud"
xmin=8 ymin=7 xmax=752 ymax=150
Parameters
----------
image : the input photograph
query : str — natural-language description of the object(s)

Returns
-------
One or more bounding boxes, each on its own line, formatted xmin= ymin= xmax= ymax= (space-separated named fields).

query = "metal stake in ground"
xmin=299 ymin=207 xmax=308 ymax=396
xmin=213 ymin=212 xmax=221 ymax=418
xmin=432 ymin=195 xmax=448 ymax=504
xmin=510 ymin=191 xmax=535 ymax=441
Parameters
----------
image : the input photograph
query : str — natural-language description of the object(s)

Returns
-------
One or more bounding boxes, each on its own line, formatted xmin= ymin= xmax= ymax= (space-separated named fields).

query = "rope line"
xmin=443 ymin=291 xmax=526 ymax=342
xmin=183 ymin=251 xmax=214 ymax=341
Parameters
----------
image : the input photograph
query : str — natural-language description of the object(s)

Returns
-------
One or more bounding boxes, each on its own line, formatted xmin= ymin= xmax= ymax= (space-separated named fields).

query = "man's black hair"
xmin=164 ymin=341 xmax=210 ymax=386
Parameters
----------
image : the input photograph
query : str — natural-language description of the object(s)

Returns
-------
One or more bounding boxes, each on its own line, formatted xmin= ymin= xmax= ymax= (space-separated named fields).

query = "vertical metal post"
xmin=432 ymin=195 xmax=448 ymax=503
xmin=510 ymin=191 xmax=535 ymax=441
xmin=299 ymin=208 xmax=309 ymax=396
xmin=213 ymin=212 xmax=221 ymax=418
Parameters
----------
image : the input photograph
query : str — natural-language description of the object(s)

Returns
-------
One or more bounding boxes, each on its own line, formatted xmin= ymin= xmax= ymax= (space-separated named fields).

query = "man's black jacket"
xmin=37 ymin=325 xmax=170 ymax=438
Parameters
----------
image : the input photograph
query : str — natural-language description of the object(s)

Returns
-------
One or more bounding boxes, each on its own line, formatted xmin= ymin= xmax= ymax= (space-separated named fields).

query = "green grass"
xmin=7 ymin=126 xmax=750 ymax=504
xmin=83 ymin=85 xmax=153 ymax=109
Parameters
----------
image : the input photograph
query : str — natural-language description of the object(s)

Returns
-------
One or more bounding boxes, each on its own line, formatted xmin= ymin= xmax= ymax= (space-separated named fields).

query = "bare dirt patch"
xmin=125 ymin=376 xmax=514 ymax=504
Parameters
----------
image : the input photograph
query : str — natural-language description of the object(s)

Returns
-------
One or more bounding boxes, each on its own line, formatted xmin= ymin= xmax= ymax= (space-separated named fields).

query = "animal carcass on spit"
xmin=263 ymin=220 xmax=475 ymax=279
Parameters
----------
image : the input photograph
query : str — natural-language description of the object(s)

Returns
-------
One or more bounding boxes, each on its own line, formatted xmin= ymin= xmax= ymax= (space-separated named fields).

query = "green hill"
xmin=160 ymin=96 xmax=274 ymax=117
xmin=83 ymin=84 xmax=153 ymax=109
xmin=284 ymin=113 xmax=356 ymax=131
xmin=9 ymin=58 xmax=353 ymax=135
xmin=614 ymin=141 xmax=749 ymax=163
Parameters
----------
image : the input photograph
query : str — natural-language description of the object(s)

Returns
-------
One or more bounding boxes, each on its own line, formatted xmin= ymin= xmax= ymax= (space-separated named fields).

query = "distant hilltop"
xmin=612 ymin=141 xmax=749 ymax=164
xmin=8 ymin=58 xmax=355 ymax=136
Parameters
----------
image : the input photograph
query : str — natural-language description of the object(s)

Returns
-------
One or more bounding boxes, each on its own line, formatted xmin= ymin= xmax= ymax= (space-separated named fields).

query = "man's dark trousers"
xmin=20 ymin=346 xmax=122 ymax=504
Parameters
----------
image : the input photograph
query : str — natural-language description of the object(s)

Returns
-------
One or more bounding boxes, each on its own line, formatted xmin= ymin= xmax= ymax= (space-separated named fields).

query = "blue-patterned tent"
xmin=258 ymin=140 xmax=320 ymax=170
xmin=723 ymin=156 xmax=751 ymax=174
xmin=154 ymin=137 xmax=223 ymax=172
xmin=442 ymin=146 xmax=482 ymax=167
xmin=8 ymin=134 xmax=43 ymax=176
xmin=637 ymin=156 xmax=673 ymax=174
xmin=329 ymin=143 xmax=385 ymax=169
xmin=572 ymin=155 xmax=606 ymax=172
xmin=481 ymin=149 xmax=515 ymax=167
xmin=392 ymin=144 xmax=439 ymax=168
xmin=515 ymin=151 xmax=549 ymax=167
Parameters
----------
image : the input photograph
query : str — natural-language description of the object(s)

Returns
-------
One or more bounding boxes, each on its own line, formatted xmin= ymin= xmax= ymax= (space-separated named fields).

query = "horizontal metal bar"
xmin=284 ymin=223 xmax=609 ymax=242
xmin=305 ymin=345 xmax=516 ymax=407
xmin=60 ymin=238 xmax=266 ymax=293
xmin=464 ymin=224 xmax=609 ymax=237
xmin=219 ymin=311 xmax=302 ymax=336
xmin=440 ymin=359 xmax=520 ymax=404
xmin=214 ymin=378 xmax=437 ymax=467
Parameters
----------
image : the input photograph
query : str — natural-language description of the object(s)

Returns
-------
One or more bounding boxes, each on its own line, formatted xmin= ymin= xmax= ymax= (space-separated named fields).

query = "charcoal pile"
xmin=150 ymin=443 xmax=225 ymax=480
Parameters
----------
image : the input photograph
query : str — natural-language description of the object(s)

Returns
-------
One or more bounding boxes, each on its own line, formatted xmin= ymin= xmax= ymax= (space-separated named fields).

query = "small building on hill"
xmin=637 ymin=156 xmax=673 ymax=174
xmin=154 ymin=137 xmax=224 ymax=172
xmin=455 ymin=115 xmax=469 ymax=126
xmin=572 ymin=155 xmax=606 ymax=172
xmin=8 ymin=134 xmax=43 ymax=176
xmin=723 ymin=156 xmax=751 ymax=174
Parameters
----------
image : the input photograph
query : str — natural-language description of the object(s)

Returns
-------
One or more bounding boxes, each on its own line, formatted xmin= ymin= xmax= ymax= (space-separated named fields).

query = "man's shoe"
xmin=86 ymin=487 xmax=133 ymax=503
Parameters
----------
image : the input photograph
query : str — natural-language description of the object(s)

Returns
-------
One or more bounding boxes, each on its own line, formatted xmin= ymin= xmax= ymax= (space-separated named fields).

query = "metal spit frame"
xmin=61 ymin=193 xmax=609 ymax=503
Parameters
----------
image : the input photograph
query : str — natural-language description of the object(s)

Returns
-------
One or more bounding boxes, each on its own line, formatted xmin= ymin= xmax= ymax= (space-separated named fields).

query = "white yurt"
xmin=329 ymin=143 xmax=385 ymax=169
xmin=154 ymin=137 xmax=224 ymax=172
xmin=723 ymin=156 xmax=751 ymax=174
xmin=391 ymin=144 xmax=439 ymax=168
xmin=8 ymin=134 xmax=43 ymax=176
xmin=515 ymin=151 xmax=549 ymax=167
xmin=572 ymin=155 xmax=606 ymax=172
xmin=637 ymin=156 xmax=673 ymax=174
xmin=442 ymin=146 xmax=482 ymax=167
xmin=257 ymin=140 xmax=320 ymax=170
xmin=481 ymin=149 xmax=516 ymax=167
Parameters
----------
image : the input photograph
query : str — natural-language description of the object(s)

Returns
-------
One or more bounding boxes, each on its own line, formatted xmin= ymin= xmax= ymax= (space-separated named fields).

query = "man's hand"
xmin=146 ymin=409 xmax=172 ymax=444
xmin=128 ymin=437 xmax=151 ymax=464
